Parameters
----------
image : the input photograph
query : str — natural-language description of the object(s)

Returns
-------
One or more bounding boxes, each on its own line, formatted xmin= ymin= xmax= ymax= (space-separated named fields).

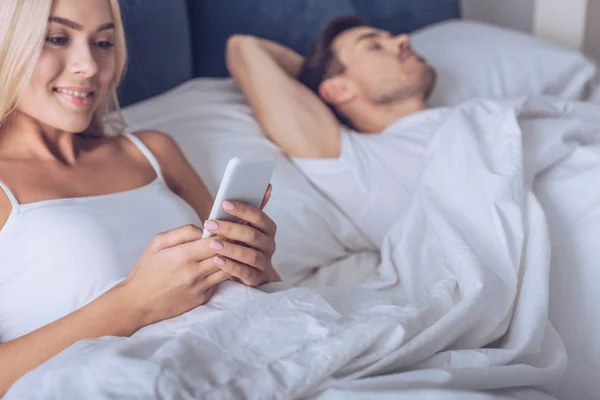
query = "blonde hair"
xmin=0 ymin=0 xmax=127 ymax=136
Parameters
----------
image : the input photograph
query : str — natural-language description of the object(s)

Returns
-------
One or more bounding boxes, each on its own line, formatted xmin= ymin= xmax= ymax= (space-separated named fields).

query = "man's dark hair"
xmin=298 ymin=15 xmax=368 ymax=127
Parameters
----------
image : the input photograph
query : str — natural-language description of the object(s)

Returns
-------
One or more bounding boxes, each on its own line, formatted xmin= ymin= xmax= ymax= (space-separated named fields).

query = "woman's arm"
xmin=0 ymin=285 xmax=143 ymax=396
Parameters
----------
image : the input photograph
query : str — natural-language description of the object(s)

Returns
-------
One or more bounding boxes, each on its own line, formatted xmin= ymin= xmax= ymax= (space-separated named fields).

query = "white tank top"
xmin=0 ymin=133 xmax=202 ymax=342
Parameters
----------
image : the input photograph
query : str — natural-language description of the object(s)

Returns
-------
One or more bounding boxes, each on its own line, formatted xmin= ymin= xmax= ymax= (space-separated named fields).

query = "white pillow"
xmin=112 ymin=78 xmax=374 ymax=283
xmin=411 ymin=20 xmax=598 ymax=107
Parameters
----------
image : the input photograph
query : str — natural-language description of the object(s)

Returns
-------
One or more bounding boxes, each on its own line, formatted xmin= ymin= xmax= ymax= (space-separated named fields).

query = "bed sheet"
xmin=10 ymin=96 xmax=600 ymax=399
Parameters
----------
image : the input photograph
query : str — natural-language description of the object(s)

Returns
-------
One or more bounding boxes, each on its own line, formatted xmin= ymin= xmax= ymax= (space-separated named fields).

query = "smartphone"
xmin=202 ymin=156 xmax=276 ymax=239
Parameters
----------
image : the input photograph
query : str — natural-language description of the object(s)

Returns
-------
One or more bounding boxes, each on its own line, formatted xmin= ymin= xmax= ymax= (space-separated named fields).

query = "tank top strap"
xmin=0 ymin=180 xmax=20 ymax=213
xmin=123 ymin=132 xmax=165 ymax=181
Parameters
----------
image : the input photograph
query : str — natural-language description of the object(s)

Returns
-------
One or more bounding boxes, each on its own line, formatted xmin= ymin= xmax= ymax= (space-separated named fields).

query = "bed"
xmin=7 ymin=1 xmax=600 ymax=399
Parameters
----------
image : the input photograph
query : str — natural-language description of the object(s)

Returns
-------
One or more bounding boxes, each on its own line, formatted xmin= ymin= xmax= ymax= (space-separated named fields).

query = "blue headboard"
xmin=117 ymin=0 xmax=460 ymax=107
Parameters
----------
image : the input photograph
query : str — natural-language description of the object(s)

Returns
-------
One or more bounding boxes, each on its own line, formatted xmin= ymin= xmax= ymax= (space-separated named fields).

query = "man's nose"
xmin=394 ymin=34 xmax=411 ymax=50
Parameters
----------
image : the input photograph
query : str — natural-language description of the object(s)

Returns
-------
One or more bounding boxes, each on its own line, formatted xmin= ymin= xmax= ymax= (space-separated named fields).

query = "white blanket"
xmin=7 ymin=97 xmax=600 ymax=400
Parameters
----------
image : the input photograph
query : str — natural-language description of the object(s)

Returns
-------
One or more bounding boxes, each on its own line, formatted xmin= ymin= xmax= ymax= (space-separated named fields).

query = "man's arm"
xmin=226 ymin=35 xmax=341 ymax=159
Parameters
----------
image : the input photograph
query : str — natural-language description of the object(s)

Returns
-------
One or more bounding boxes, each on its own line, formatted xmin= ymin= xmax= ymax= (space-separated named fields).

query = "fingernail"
xmin=204 ymin=220 xmax=219 ymax=231
xmin=210 ymin=240 xmax=224 ymax=251
xmin=223 ymin=201 xmax=236 ymax=211
xmin=214 ymin=256 xmax=226 ymax=266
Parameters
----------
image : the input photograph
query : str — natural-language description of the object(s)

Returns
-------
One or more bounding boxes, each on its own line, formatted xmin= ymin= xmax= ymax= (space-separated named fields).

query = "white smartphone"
xmin=202 ymin=156 xmax=276 ymax=239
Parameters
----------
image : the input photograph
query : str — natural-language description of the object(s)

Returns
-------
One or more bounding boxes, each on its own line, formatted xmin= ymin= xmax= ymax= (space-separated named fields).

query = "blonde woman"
xmin=0 ymin=0 xmax=280 ymax=393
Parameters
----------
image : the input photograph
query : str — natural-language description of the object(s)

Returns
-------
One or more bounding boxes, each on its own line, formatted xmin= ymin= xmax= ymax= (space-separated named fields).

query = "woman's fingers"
xmin=160 ymin=186 xmax=278 ymax=292
xmin=150 ymin=224 xmax=205 ymax=251
xmin=260 ymin=184 xmax=272 ymax=210
xmin=195 ymin=257 xmax=222 ymax=280
xmin=198 ymin=269 xmax=231 ymax=292
xmin=212 ymin=256 xmax=266 ymax=287
xmin=209 ymin=240 xmax=268 ymax=271
xmin=174 ymin=235 xmax=218 ymax=262
xmin=203 ymin=220 xmax=273 ymax=254
xmin=210 ymin=200 xmax=277 ymax=236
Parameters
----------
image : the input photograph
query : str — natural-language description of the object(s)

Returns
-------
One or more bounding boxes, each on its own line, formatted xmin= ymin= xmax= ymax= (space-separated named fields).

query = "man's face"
xmin=330 ymin=26 xmax=436 ymax=105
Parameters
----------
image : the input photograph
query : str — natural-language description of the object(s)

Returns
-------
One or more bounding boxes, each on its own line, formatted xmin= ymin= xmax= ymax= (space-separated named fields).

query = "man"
xmin=227 ymin=16 xmax=447 ymax=245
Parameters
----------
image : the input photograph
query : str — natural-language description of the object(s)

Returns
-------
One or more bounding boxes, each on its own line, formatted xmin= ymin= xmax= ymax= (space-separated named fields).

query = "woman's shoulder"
xmin=0 ymin=183 xmax=13 ymax=231
xmin=124 ymin=130 xmax=185 ymax=168
xmin=127 ymin=130 xmax=179 ymax=155
xmin=123 ymin=130 xmax=194 ymax=190
xmin=0 ymin=160 xmax=16 ymax=230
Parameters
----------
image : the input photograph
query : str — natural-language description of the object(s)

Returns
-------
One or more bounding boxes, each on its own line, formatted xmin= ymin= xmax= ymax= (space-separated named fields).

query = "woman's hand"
xmin=202 ymin=185 xmax=280 ymax=286
xmin=119 ymin=224 xmax=230 ymax=326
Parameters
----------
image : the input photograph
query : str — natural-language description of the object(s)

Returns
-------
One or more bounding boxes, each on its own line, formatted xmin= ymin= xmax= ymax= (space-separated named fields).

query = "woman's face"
xmin=15 ymin=0 xmax=116 ymax=134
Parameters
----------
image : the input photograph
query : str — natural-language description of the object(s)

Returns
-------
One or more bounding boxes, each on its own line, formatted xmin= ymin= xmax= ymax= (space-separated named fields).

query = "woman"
xmin=0 ymin=0 xmax=280 ymax=393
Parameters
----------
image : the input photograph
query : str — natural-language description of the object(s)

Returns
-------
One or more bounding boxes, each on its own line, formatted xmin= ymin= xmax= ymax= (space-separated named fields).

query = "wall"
xmin=461 ymin=0 xmax=534 ymax=33
xmin=584 ymin=1 xmax=600 ymax=62
xmin=461 ymin=0 xmax=599 ymax=63
xmin=533 ymin=0 xmax=588 ymax=50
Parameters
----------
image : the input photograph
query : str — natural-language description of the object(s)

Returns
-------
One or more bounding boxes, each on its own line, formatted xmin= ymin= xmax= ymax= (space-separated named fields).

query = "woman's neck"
xmin=0 ymin=112 xmax=82 ymax=165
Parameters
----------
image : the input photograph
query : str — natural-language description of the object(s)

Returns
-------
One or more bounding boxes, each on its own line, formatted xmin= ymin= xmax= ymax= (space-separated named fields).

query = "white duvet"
xmin=7 ymin=97 xmax=600 ymax=400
